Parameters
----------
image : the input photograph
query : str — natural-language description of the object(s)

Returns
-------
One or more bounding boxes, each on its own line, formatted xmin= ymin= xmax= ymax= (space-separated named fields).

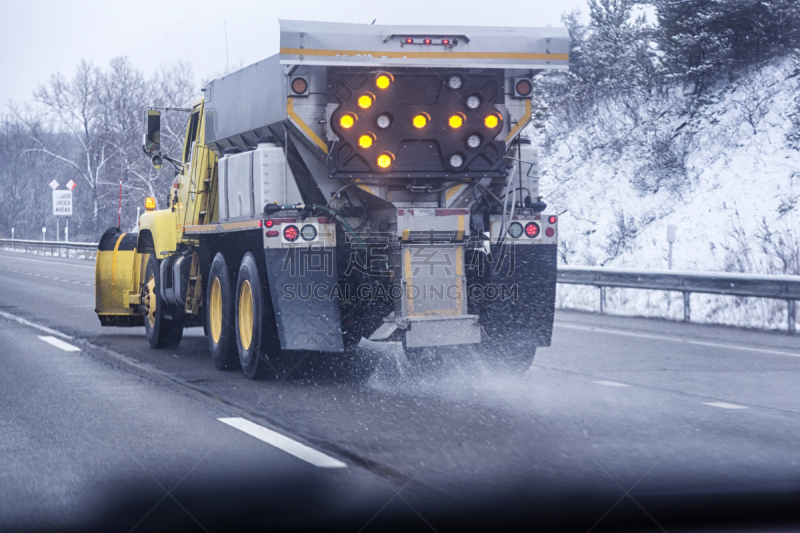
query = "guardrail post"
xmin=683 ymin=291 xmax=691 ymax=322
xmin=789 ymin=300 xmax=796 ymax=334
xmin=599 ymin=286 xmax=606 ymax=314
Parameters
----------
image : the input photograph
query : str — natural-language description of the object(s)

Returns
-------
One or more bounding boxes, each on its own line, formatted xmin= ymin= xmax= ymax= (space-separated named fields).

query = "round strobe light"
xmin=291 ymin=77 xmax=308 ymax=95
xmin=448 ymin=114 xmax=464 ymax=129
xmin=358 ymin=133 xmax=374 ymax=149
xmin=466 ymin=95 xmax=481 ymax=109
xmin=525 ymin=222 xmax=540 ymax=238
xmin=376 ymin=114 xmax=391 ymax=129
xmin=339 ymin=113 xmax=356 ymax=129
xmin=412 ymin=113 xmax=428 ymax=129
xmin=377 ymin=153 xmax=394 ymax=169
xmin=484 ymin=114 xmax=500 ymax=129
xmin=283 ymin=224 xmax=300 ymax=242
xmin=448 ymin=75 xmax=462 ymax=90
xmin=467 ymin=134 xmax=481 ymax=149
xmin=508 ymin=222 xmax=524 ymax=239
xmin=375 ymin=74 xmax=392 ymax=89
xmin=300 ymin=224 xmax=318 ymax=241
xmin=357 ymin=94 xmax=374 ymax=109
xmin=548 ymin=215 xmax=557 ymax=224
xmin=449 ymin=153 xmax=464 ymax=168
xmin=265 ymin=219 xmax=274 ymax=228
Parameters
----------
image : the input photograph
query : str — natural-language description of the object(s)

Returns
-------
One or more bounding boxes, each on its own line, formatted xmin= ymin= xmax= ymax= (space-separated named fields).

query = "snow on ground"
xmin=538 ymin=56 xmax=800 ymax=331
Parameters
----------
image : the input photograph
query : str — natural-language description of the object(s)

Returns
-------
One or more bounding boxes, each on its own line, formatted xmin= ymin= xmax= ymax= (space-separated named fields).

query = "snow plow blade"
xmin=95 ymin=227 xmax=146 ymax=327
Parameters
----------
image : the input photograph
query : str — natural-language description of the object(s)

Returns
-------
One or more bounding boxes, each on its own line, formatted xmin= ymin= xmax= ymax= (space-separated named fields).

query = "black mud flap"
xmin=264 ymin=247 xmax=344 ymax=352
xmin=466 ymin=244 xmax=557 ymax=347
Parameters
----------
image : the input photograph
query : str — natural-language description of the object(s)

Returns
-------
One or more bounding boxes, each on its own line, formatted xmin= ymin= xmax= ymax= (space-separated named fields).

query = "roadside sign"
xmin=667 ymin=225 xmax=677 ymax=243
xmin=49 ymin=180 xmax=60 ymax=190
xmin=66 ymin=180 xmax=76 ymax=190
xmin=53 ymin=190 xmax=72 ymax=216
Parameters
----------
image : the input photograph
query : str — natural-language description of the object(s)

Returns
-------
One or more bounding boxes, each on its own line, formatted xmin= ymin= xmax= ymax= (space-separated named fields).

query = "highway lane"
xmin=1 ymin=249 xmax=799 ymax=531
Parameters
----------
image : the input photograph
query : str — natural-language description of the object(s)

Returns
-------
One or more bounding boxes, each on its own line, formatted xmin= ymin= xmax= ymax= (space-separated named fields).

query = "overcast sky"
xmin=0 ymin=0 xmax=589 ymax=105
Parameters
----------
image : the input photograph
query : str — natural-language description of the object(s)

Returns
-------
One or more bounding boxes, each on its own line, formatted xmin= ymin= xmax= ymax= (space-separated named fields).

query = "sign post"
xmin=667 ymin=225 xmax=677 ymax=270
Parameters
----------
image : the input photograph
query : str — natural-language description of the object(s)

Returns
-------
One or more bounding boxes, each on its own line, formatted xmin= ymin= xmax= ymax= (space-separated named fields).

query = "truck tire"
xmin=143 ymin=254 xmax=183 ymax=348
xmin=207 ymin=253 xmax=237 ymax=369
xmin=235 ymin=253 xmax=264 ymax=379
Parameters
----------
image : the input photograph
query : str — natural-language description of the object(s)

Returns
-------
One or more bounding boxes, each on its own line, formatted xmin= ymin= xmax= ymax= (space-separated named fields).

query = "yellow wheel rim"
xmin=145 ymin=274 xmax=156 ymax=329
xmin=238 ymin=280 xmax=253 ymax=351
xmin=209 ymin=277 xmax=223 ymax=343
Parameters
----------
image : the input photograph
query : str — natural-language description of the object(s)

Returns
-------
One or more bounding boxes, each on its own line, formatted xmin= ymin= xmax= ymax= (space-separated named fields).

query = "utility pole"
xmin=667 ymin=225 xmax=677 ymax=270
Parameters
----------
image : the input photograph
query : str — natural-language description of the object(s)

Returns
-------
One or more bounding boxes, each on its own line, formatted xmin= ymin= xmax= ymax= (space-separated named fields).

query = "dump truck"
xmin=94 ymin=20 xmax=569 ymax=378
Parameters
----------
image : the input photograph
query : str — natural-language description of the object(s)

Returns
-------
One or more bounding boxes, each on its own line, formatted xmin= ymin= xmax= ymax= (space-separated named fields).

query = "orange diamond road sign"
xmin=66 ymin=180 xmax=76 ymax=190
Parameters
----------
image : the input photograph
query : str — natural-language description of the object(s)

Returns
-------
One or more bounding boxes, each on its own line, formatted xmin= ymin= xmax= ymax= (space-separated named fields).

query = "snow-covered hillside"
xmin=537 ymin=56 xmax=800 ymax=330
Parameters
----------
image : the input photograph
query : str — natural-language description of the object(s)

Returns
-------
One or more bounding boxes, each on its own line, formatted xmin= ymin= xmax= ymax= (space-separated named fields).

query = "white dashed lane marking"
xmin=219 ymin=417 xmax=347 ymax=468
xmin=704 ymin=402 xmax=749 ymax=410
xmin=593 ymin=380 xmax=630 ymax=387
xmin=38 ymin=336 xmax=81 ymax=352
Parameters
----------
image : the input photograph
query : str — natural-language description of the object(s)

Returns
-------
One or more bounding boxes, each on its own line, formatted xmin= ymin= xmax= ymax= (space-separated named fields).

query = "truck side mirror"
xmin=144 ymin=110 xmax=161 ymax=153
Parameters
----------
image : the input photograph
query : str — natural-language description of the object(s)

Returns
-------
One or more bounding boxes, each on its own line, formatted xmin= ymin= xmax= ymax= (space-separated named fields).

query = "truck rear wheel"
xmin=236 ymin=253 xmax=264 ymax=379
xmin=143 ymin=254 xmax=183 ymax=348
xmin=207 ymin=253 xmax=237 ymax=369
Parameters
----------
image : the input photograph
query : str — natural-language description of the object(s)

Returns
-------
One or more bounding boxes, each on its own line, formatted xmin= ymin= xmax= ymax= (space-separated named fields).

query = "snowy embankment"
xmin=540 ymin=56 xmax=800 ymax=331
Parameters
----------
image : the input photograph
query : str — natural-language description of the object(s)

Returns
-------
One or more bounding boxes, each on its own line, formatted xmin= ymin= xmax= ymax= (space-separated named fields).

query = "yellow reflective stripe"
xmin=456 ymin=215 xmax=464 ymax=241
xmin=110 ymin=233 xmax=126 ymax=291
xmin=402 ymin=228 xmax=410 ymax=241
xmin=404 ymin=248 xmax=415 ymax=316
xmin=281 ymin=47 xmax=569 ymax=61
xmin=456 ymin=246 xmax=463 ymax=277
xmin=354 ymin=178 xmax=376 ymax=196
xmin=445 ymin=183 xmax=465 ymax=203
xmin=287 ymin=97 xmax=328 ymax=154
xmin=506 ymin=99 xmax=532 ymax=143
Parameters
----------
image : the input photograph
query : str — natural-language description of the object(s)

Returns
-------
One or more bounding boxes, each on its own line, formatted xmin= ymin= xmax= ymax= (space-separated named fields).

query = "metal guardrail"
xmin=558 ymin=267 xmax=799 ymax=333
xmin=0 ymin=238 xmax=98 ymax=260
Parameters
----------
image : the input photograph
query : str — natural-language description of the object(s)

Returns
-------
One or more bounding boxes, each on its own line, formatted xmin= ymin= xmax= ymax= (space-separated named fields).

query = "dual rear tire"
xmin=205 ymin=251 xmax=268 ymax=379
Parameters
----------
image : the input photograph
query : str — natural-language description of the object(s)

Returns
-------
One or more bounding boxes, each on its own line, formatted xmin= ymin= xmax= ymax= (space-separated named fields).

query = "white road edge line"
xmin=704 ymin=402 xmax=749 ymax=410
xmin=38 ymin=335 xmax=81 ymax=352
xmin=557 ymin=323 xmax=800 ymax=358
xmin=219 ymin=417 xmax=347 ymax=469
xmin=592 ymin=380 xmax=630 ymax=387
xmin=0 ymin=310 xmax=72 ymax=339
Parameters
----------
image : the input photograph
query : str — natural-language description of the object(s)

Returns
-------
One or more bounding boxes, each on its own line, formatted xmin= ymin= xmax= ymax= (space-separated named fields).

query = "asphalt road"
xmin=1 ymin=249 xmax=799 ymax=532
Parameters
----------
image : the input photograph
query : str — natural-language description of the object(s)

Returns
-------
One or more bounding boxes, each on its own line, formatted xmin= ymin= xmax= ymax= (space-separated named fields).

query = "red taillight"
xmin=265 ymin=219 xmax=274 ymax=228
xmin=548 ymin=215 xmax=557 ymax=224
xmin=405 ymin=38 xmax=414 ymax=44
xmin=442 ymin=39 xmax=450 ymax=45
xmin=283 ymin=225 xmax=299 ymax=242
xmin=266 ymin=230 xmax=279 ymax=237
xmin=525 ymin=222 xmax=540 ymax=238
xmin=545 ymin=227 xmax=555 ymax=237
xmin=423 ymin=38 xmax=431 ymax=44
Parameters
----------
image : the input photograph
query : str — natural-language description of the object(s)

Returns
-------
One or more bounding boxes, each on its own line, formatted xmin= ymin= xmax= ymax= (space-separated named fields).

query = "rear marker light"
xmin=291 ymin=77 xmax=308 ymax=95
xmin=485 ymin=114 xmax=499 ymax=129
xmin=283 ymin=225 xmax=300 ymax=242
xmin=516 ymin=79 xmax=533 ymax=97
xmin=467 ymin=134 xmax=481 ymax=149
xmin=441 ymin=39 xmax=450 ymax=45
xmin=525 ymin=222 xmax=540 ymax=238
xmin=449 ymin=153 xmax=464 ymax=168
xmin=339 ymin=113 xmax=356 ymax=129
xmin=423 ymin=38 xmax=432 ymax=44
xmin=300 ymin=225 xmax=318 ymax=241
xmin=357 ymin=94 xmax=373 ymax=109
xmin=508 ymin=222 xmax=524 ymax=238
xmin=377 ymin=153 xmax=394 ymax=169
xmin=448 ymin=75 xmax=462 ymax=90
xmin=358 ymin=134 xmax=374 ymax=149
xmin=377 ymin=114 xmax=391 ymax=129
xmin=545 ymin=227 xmax=555 ymax=237
xmin=448 ymin=114 xmax=464 ymax=129
xmin=265 ymin=219 xmax=274 ymax=228
xmin=466 ymin=95 xmax=481 ymax=109
xmin=375 ymin=74 xmax=392 ymax=89
xmin=405 ymin=38 xmax=414 ymax=44
xmin=412 ymin=114 xmax=428 ymax=129
xmin=548 ymin=215 xmax=557 ymax=224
